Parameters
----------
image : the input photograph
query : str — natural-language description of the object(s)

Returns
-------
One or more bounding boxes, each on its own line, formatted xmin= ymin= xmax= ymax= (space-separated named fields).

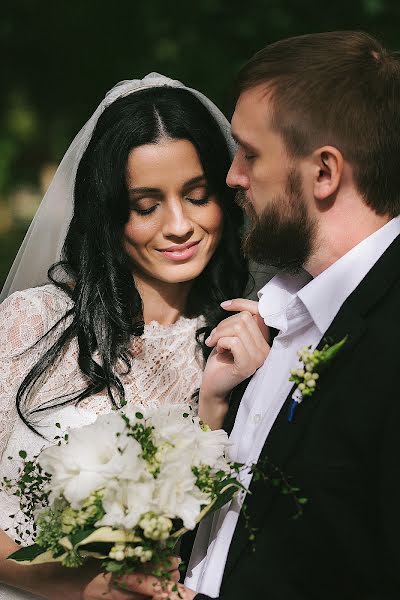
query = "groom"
xmin=114 ymin=31 xmax=400 ymax=600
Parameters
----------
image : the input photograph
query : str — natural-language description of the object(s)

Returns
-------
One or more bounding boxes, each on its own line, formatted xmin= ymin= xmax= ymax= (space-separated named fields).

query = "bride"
xmin=0 ymin=74 xmax=268 ymax=599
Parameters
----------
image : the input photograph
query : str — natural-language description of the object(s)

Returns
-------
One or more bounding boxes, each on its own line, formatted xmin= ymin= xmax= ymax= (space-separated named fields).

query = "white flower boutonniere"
xmin=288 ymin=336 xmax=348 ymax=422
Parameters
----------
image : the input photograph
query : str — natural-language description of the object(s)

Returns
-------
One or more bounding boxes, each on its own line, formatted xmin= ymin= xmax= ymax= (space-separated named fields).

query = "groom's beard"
xmin=237 ymin=169 xmax=316 ymax=273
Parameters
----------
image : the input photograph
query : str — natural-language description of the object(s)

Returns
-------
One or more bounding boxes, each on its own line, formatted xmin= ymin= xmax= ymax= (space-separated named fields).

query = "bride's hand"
xmin=83 ymin=572 xmax=149 ymax=599
xmin=109 ymin=557 xmax=181 ymax=599
xmin=199 ymin=299 xmax=270 ymax=429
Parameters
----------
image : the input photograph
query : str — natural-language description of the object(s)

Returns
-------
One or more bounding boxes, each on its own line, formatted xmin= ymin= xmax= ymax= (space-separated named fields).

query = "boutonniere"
xmin=288 ymin=336 xmax=348 ymax=422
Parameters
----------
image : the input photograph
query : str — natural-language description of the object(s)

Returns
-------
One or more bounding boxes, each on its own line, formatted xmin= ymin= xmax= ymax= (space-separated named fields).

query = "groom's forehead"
xmin=234 ymin=86 xmax=272 ymax=120
xmin=231 ymin=86 xmax=272 ymax=134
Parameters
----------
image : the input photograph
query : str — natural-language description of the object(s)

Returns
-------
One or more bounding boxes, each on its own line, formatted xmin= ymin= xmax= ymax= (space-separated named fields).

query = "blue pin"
xmin=288 ymin=399 xmax=298 ymax=423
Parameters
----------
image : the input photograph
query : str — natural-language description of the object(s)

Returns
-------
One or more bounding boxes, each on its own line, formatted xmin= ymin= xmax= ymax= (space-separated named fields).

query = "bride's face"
xmin=123 ymin=139 xmax=223 ymax=284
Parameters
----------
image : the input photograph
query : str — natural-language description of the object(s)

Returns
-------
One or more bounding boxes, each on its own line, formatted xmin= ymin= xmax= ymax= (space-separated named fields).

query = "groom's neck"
xmin=305 ymin=192 xmax=391 ymax=277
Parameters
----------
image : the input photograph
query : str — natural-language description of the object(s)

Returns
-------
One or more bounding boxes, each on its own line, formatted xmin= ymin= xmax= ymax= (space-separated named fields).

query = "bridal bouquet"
xmin=5 ymin=405 xmax=243 ymax=579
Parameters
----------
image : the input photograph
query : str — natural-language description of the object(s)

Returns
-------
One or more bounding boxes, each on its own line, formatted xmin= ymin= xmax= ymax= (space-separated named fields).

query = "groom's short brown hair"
xmin=237 ymin=31 xmax=400 ymax=217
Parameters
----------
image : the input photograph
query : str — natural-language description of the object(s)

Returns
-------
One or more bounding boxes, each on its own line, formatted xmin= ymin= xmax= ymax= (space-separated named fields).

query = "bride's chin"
xmin=155 ymin=261 xmax=209 ymax=285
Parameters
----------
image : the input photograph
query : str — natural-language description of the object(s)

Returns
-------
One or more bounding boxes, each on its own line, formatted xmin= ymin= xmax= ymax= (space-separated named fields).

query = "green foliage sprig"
xmin=289 ymin=337 xmax=348 ymax=398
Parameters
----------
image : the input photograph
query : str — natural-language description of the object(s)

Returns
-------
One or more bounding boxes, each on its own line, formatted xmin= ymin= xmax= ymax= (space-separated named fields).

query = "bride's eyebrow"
xmin=128 ymin=187 xmax=163 ymax=196
xmin=128 ymin=175 xmax=207 ymax=197
xmin=182 ymin=175 xmax=207 ymax=191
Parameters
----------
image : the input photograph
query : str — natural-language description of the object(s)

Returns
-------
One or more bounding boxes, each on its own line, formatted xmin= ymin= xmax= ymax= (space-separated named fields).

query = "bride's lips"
xmin=157 ymin=240 xmax=201 ymax=262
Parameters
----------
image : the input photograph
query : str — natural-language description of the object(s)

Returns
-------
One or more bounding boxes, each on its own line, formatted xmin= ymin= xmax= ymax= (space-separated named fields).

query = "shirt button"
xmin=253 ymin=413 xmax=262 ymax=424
xmin=279 ymin=338 xmax=290 ymax=348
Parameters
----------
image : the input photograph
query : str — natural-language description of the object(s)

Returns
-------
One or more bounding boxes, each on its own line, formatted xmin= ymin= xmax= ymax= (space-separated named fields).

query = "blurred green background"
xmin=1 ymin=0 xmax=399 ymax=289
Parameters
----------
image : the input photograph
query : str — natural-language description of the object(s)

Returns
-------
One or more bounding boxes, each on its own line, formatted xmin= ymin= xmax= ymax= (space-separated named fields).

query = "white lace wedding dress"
xmin=0 ymin=284 xmax=204 ymax=599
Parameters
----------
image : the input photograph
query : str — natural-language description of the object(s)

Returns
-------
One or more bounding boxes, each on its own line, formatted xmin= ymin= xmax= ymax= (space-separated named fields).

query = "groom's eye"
xmin=239 ymin=145 xmax=257 ymax=162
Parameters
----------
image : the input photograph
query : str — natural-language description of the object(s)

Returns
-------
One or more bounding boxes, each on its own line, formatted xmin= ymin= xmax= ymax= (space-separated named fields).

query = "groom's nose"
xmin=226 ymin=154 xmax=250 ymax=190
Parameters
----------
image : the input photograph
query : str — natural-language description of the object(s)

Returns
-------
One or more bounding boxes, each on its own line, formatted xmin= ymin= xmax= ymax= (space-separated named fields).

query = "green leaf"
xmin=70 ymin=526 xmax=141 ymax=547
xmin=205 ymin=480 xmax=244 ymax=514
xmin=105 ymin=561 xmax=125 ymax=573
xmin=68 ymin=528 xmax=97 ymax=547
xmin=8 ymin=544 xmax=44 ymax=562
xmin=18 ymin=450 xmax=27 ymax=459
xmin=323 ymin=336 xmax=348 ymax=362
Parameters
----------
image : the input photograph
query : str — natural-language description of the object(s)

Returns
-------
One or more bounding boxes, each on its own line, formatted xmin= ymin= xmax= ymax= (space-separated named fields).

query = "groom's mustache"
xmin=234 ymin=190 xmax=250 ymax=209
xmin=235 ymin=190 xmax=257 ymax=221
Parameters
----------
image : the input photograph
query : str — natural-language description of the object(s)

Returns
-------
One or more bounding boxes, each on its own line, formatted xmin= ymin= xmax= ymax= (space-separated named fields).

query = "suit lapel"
xmin=224 ymin=232 xmax=400 ymax=577
xmin=261 ymin=303 xmax=365 ymax=471
xmin=224 ymin=304 xmax=366 ymax=576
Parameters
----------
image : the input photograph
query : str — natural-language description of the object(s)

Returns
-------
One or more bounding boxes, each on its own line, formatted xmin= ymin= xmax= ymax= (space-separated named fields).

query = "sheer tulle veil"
xmin=0 ymin=72 xmax=235 ymax=302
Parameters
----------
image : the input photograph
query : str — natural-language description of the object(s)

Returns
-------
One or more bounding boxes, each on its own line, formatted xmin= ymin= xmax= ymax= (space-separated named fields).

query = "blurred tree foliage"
xmin=1 ymin=0 xmax=399 ymax=194
xmin=0 ymin=0 xmax=399 ymax=285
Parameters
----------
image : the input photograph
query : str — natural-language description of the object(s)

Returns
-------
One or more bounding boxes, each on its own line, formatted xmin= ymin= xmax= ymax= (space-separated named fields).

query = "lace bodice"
xmin=0 ymin=284 xmax=205 ymax=598
xmin=0 ymin=284 xmax=204 ymax=459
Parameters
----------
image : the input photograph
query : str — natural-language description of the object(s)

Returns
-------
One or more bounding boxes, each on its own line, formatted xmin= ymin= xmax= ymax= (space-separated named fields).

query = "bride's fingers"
xmin=215 ymin=336 xmax=267 ymax=377
xmin=206 ymin=311 xmax=269 ymax=353
xmin=154 ymin=584 xmax=196 ymax=600
xmin=112 ymin=559 xmax=181 ymax=598
xmin=221 ymin=298 xmax=260 ymax=314
xmin=212 ymin=315 xmax=267 ymax=356
xmin=112 ymin=573 xmax=161 ymax=596
xmin=220 ymin=299 xmax=269 ymax=341
xmin=152 ymin=582 xmax=195 ymax=600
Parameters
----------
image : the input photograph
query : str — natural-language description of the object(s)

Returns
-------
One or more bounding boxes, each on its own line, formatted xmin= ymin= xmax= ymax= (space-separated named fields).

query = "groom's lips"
xmin=157 ymin=240 xmax=201 ymax=262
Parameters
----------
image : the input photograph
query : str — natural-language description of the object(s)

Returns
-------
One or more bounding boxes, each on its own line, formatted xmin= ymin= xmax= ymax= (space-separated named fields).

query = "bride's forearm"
xmin=0 ymin=529 xmax=99 ymax=599
xmin=0 ymin=528 xmax=19 ymax=561
xmin=0 ymin=561 xmax=49 ymax=598
xmin=0 ymin=529 xmax=50 ymax=597
xmin=198 ymin=388 xmax=229 ymax=430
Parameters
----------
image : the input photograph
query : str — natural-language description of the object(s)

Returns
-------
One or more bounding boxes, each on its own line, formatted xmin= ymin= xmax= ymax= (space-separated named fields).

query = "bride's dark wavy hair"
xmin=16 ymin=87 xmax=248 ymax=431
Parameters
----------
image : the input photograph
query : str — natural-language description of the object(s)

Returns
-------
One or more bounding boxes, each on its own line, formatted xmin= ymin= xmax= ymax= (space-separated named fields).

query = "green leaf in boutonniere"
xmin=288 ymin=336 xmax=348 ymax=422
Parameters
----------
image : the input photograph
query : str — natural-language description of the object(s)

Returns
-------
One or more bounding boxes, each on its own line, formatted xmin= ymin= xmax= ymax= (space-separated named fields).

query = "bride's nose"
xmin=162 ymin=200 xmax=194 ymax=238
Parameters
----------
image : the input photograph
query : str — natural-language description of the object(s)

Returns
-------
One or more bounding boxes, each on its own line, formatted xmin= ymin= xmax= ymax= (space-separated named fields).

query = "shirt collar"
xmin=258 ymin=216 xmax=400 ymax=334
xmin=258 ymin=270 xmax=311 ymax=332
xmin=299 ymin=216 xmax=400 ymax=333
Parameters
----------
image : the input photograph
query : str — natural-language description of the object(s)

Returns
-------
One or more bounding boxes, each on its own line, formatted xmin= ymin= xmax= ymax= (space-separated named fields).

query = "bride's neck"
xmin=134 ymin=272 xmax=192 ymax=326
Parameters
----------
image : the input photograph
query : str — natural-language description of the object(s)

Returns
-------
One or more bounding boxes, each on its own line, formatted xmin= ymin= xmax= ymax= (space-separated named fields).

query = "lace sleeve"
xmin=0 ymin=285 xmax=71 ymax=461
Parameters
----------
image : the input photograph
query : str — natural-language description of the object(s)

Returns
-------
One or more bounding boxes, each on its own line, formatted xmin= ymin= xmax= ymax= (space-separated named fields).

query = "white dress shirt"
xmin=185 ymin=216 xmax=400 ymax=598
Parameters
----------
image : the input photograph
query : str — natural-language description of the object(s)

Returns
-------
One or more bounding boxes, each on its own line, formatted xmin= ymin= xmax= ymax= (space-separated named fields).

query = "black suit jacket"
xmin=193 ymin=233 xmax=400 ymax=600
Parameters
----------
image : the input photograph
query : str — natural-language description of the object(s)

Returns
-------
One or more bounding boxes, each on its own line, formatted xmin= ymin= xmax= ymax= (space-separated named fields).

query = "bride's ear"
xmin=312 ymin=146 xmax=344 ymax=203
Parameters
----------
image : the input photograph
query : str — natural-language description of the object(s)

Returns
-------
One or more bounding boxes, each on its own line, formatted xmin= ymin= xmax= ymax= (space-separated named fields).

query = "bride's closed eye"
xmin=130 ymin=198 xmax=160 ymax=216
xmin=185 ymin=185 xmax=211 ymax=205
xmin=131 ymin=187 xmax=212 ymax=216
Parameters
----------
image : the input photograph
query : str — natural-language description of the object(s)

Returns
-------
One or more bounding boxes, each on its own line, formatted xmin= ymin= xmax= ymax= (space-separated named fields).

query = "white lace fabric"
xmin=0 ymin=284 xmax=204 ymax=584
xmin=0 ymin=284 xmax=203 ymax=461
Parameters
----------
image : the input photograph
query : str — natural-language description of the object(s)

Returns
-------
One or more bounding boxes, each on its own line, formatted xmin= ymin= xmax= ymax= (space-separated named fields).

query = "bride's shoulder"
xmin=1 ymin=283 xmax=72 ymax=315
xmin=0 ymin=284 xmax=73 ymax=356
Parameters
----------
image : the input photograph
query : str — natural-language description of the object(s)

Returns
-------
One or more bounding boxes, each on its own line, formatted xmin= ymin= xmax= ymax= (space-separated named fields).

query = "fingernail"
xmin=205 ymin=328 xmax=215 ymax=345
xmin=221 ymin=300 xmax=232 ymax=307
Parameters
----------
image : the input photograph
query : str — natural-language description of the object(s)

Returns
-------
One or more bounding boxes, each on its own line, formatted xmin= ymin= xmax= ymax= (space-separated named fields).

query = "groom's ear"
xmin=311 ymin=146 xmax=344 ymax=202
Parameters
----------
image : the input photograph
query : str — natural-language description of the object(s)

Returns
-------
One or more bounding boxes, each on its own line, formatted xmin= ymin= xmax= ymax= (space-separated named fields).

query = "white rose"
xmin=39 ymin=412 xmax=142 ymax=508
xmin=190 ymin=426 xmax=230 ymax=470
xmin=97 ymin=476 xmax=155 ymax=530
xmin=153 ymin=462 xmax=210 ymax=530
xmin=148 ymin=405 xmax=197 ymax=451
xmin=146 ymin=405 xmax=229 ymax=469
